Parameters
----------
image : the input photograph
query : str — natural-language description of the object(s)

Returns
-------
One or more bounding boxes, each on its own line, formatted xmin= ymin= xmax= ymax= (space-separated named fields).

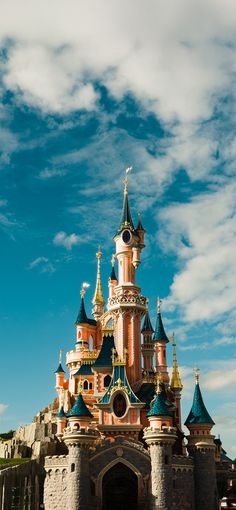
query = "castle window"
xmin=165 ymin=455 xmax=169 ymax=465
xmin=83 ymin=380 xmax=88 ymax=390
xmin=113 ymin=393 xmax=127 ymax=418
xmin=89 ymin=382 xmax=93 ymax=390
xmin=71 ymin=463 xmax=75 ymax=472
xmin=104 ymin=375 xmax=112 ymax=388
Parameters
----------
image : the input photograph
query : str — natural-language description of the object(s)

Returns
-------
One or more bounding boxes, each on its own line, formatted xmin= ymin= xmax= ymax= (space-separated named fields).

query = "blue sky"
xmin=0 ymin=0 xmax=236 ymax=457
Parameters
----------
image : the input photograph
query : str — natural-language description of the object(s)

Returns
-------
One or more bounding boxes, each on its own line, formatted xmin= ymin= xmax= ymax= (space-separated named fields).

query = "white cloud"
xmin=29 ymin=256 xmax=55 ymax=273
xmin=0 ymin=404 xmax=8 ymax=415
xmin=160 ymin=182 xmax=236 ymax=322
xmin=0 ymin=0 xmax=236 ymax=123
xmin=37 ymin=168 xmax=67 ymax=179
xmin=53 ymin=231 xmax=80 ymax=250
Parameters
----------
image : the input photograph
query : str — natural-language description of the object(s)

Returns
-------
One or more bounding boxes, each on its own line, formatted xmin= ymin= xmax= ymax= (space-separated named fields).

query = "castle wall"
xmin=0 ymin=460 xmax=44 ymax=509
xmin=172 ymin=455 xmax=195 ymax=510
xmin=44 ymin=456 xmax=68 ymax=510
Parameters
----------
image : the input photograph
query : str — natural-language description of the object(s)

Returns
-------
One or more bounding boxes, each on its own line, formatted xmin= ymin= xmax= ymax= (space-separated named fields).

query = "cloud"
xmin=53 ymin=231 xmax=80 ymax=250
xmin=160 ymin=182 xmax=236 ymax=322
xmin=37 ymin=168 xmax=67 ymax=179
xmin=29 ymin=256 xmax=55 ymax=273
xmin=1 ymin=0 xmax=236 ymax=123
xmin=0 ymin=404 xmax=8 ymax=415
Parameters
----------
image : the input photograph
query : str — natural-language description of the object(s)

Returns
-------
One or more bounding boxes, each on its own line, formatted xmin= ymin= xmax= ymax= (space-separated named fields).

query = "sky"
xmin=0 ymin=0 xmax=236 ymax=457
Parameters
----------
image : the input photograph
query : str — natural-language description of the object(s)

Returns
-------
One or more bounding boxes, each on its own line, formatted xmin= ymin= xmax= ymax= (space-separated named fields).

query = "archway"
xmin=102 ymin=462 xmax=138 ymax=510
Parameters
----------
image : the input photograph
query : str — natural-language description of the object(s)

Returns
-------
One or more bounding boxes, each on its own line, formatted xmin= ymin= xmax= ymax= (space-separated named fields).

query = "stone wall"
xmin=44 ymin=456 xmax=68 ymax=510
xmin=172 ymin=455 xmax=195 ymax=510
xmin=0 ymin=460 xmax=45 ymax=509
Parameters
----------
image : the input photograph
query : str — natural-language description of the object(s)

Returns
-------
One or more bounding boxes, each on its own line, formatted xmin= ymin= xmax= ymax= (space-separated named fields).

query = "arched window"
xmin=104 ymin=375 xmax=112 ymax=388
xmin=83 ymin=380 xmax=88 ymax=390
xmin=89 ymin=335 xmax=93 ymax=351
xmin=89 ymin=382 xmax=93 ymax=390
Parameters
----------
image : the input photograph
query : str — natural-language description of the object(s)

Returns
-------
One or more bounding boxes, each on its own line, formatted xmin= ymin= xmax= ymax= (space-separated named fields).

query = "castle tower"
xmin=108 ymin=169 xmax=147 ymax=384
xmin=141 ymin=309 xmax=155 ymax=372
xmin=56 ymin=406 xmax=67 ymax=439
xmin=153 ymin=298 xmax=169 ymax=384
xmin=92 ymin=248 xmax=105 ymax=321
xmin=185 ymin=369 xmax=218 ymax=510
xmin=170 ymin=333 xmax=183 ymax=429
xmin=75 ymin=288 xmax=96 ymax=352
xmin=63 ymin=392 xmax=97 ymax=510
xmin=54 ymin=351 xmax=65 ymax=409
xmin=143 ymin=378 xmax=177 ymax=510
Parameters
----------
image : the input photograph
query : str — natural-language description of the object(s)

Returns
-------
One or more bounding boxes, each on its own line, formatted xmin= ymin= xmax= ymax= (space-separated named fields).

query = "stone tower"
xmin=143 ymin=378 xmax=177 ymax=510
xmin=185 ymin=369 xmax=218 ymax=510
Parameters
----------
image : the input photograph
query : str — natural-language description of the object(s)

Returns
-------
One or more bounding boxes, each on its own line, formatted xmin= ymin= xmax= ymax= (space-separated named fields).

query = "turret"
xmin=153 ymin=298 xmax=169 ymax=383
xmin=141 ymin=309 xmax=154 ymax=371
xmin=170 ymin=333 xmax=183 ymax=428
xmin=56 ymin=406 xmax=67 ymax=439
xmin=92 ymin=248 xmax=105 ymax=321
xmin=54 ymin=350 xmax=65 ymax=390
xmin=185 ymin=369 xmax=218 ymax=510
xmin=75 ymin=287 xmax=96 ymax=352
xmin=143 ymin=376 xmax=176 ymax=510
xmin=63 ymin=388 xmax=97 ymax=510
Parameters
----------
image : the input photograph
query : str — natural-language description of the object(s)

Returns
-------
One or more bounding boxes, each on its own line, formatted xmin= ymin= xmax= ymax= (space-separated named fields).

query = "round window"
xmin=113 ymin=393 xmax=127 ymax=418
xmin=122 ymin=229 xmax=131 ymax=244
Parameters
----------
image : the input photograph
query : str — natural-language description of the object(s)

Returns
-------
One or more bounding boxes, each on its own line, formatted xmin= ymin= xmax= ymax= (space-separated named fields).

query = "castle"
xmin=0 ymin=170 xmax=235 ymax=509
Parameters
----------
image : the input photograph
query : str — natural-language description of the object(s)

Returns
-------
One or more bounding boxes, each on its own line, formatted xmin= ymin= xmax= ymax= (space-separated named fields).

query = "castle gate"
xmin=102 ymin=462 xmax=138 ymax=510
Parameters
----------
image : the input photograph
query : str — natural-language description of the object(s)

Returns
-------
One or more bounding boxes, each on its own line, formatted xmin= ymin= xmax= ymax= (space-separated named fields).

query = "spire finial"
xmin=80 ymin=282 xmax=90 ymax=299
xmin=156 ymin=373 xmax=162 ymax=394
xmin=92 ymin=249 xmax=105 ymax=319
xmin=157 ymin=296 xmax=162 ymax=313
xmin=195 ymin=367 xmax=200 ymax=385
xmin=170 ymin=332 xmax=183 ymax=390
xmin=123 ymin=166 xmax=133 ymax=194
xmin=59 ymin=349 xmax=63 ymax=364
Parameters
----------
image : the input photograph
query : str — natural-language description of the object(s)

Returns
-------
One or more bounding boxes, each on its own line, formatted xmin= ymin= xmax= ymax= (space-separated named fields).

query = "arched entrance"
xmin=102 ymin=462 xmax=138 ymax=510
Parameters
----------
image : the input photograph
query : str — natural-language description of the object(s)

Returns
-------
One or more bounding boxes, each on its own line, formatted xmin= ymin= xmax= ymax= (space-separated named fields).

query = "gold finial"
xmin=92 ymin=248 xmax=105 ymax=313
xmin=112 ymin=347 xmax=128 ymax=366
xmin=195 ymin=367 xmax=200 ymax=384
xmin=81 ymin=282 xmax=90 ymax=299
xmin=123 ymin=166 xmax=133 ymax=194
xmin=111 ymin=347 xmax=117 ymax=364
xmin=59 ymin=349 xmax=63 ymax=364
xmin=157 ymin=297 xmax=162 ymax=313
xmin=156 ymin=373 xmax=162 ymax=394
xmin=170 ymin=333 xmax=183 ymax=391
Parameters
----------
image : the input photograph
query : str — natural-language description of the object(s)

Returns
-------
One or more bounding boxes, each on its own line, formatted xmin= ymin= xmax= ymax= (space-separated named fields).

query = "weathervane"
xmin=124 ymin=166 xmax=133 ymax=193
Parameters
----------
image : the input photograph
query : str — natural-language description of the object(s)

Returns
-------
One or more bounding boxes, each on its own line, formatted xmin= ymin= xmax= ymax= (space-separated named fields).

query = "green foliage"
xmin=0 ymin=458 xmax=30 ymax=467
xmin=0 ymin=430 xmax=15 ymax=440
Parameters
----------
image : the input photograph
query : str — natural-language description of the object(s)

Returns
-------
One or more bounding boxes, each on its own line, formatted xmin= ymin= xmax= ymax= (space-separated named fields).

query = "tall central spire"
xmin=117 ymin=167 xmax=135 ymax=234
xmin=92 ymin=248 xmax=105 ymax=321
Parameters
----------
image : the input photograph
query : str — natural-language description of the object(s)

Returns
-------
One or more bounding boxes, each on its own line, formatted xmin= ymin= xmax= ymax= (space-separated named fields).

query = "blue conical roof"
xmin=93 ymin=334 xmax=115 ymax=369
xmin=153 ymin=311 xmax=169 ymax=343
xmin=54 ymin=363 xmax=65 ymax=374
xmin=58 ymin=406 xmax=66 ymax=418
xmin=75 ymin=296 xmax=96 ymax=326
xmin=141 ymin=311 xmax=154 ymax=333
xmin=147 ymin=389 xmax=171 ymax=417
xmin=184 ymin=383 xmax=214 ymax=426
xmin=110 ymin=265 xmax=117 ymax=281
xmin=67 ymin=393 xmax=93 ymax=418
xmin=116 ymin=188 xmax=135 ymax=235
